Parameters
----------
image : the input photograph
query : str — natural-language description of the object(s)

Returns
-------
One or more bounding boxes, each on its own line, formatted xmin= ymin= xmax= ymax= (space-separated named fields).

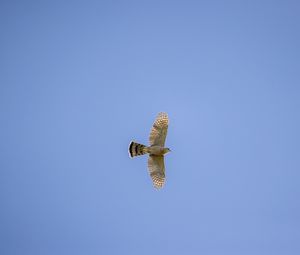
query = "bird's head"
xmin=164 ymin=148 xmax=171 ymax=154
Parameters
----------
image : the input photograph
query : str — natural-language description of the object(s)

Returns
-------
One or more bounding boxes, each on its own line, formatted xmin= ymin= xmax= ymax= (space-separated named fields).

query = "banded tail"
xmin=129 ymin=141 xmax=148 ymax=157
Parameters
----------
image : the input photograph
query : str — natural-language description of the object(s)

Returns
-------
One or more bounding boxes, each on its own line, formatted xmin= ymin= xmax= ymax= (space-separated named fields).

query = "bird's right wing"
xmin=149 ymin=112 xmax=169 ymax=146
xmin=148 ymin=155 xmax=165 ymax=189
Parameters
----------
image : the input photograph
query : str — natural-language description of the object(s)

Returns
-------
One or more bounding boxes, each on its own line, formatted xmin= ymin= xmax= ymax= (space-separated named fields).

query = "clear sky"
xmin=1 ymin=0 xmax=300 ymax=254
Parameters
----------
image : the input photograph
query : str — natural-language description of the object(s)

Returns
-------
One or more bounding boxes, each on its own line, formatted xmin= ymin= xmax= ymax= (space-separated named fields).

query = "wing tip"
xmin=158 ymin=112 xmax=168 ymax=118
xmin=152 ymin=176 xmax=165 ymax=189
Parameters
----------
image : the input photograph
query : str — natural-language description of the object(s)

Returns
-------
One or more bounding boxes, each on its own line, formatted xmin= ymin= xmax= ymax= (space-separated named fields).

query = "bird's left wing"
xmin=148 ymin=155 xmax=165 ymax=189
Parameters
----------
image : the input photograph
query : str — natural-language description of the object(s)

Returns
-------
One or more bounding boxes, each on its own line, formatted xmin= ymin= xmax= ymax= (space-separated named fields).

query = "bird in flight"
xmin=129 ymin=112 xmax=171 ymax=189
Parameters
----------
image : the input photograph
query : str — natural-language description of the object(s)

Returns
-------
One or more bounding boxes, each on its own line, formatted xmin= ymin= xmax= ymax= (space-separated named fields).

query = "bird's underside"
xmin=129 ymin=112 xmax=170 ymax=189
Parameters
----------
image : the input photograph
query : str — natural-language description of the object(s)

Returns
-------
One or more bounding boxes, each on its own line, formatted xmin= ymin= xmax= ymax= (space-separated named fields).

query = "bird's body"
xmin=129 ymin=112 xmax=170 ymax=189
xmin=148 ymin=145 xmax=170 ymax=156
xmin=129 ymin=143 xmax=170 ymax=157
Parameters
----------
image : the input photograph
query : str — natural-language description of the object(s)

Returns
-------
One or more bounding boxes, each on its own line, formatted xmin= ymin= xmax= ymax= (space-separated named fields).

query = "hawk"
xmin=129 ymin=112 xmax=171 ymax=189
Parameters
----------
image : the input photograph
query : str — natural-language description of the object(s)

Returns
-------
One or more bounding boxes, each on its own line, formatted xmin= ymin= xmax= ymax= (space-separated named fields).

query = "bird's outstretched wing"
xmin=149 ymin=112 xmax=169 ymax=146
xmin=148 ymin=155 xmax=165 ymax=189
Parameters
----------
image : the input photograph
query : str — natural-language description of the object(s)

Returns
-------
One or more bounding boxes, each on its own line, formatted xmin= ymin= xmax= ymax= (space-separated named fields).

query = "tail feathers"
xmin=129 ymin=141 xmax=148 ymax=157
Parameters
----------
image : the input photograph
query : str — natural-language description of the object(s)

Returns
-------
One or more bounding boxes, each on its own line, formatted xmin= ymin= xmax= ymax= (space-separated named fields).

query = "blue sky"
xmin=1 ymin=0 xmax=300 ymax=254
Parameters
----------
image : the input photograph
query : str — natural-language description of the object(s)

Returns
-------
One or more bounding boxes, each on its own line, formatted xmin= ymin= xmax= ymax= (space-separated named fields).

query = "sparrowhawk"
xmin=129 ymin=112 xmax=171 ymax=189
